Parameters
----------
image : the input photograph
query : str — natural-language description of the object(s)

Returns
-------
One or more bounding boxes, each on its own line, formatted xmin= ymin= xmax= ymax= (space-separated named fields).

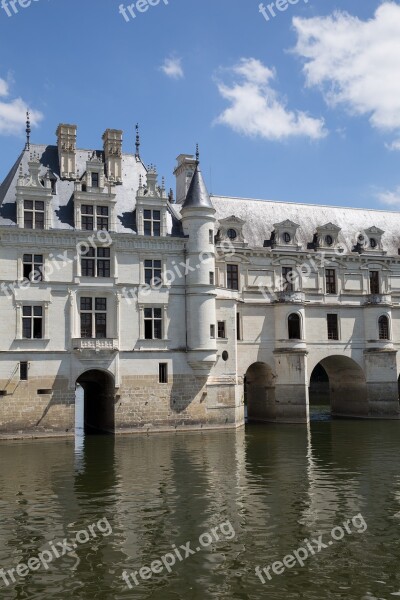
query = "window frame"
xmin=22 ymin=305 xmax=43 ymax=339
xmin=143 ymin=209 xmax=161 ymax=237
xmin=369 ymin=270 xmax=380 ymax=295
xmin=159 ymin=363 xmax=168 ymax=384
xmin=23 ymin=253 xmax=43 ymax=282
xmin=327 ymin=313 xmax=339 ymax=341
xmin=227 ymin=264 xmax=239 ymax=290
xmin=144 ymin=259 xmax=162 ymax=287
xmin=282 ymin=266 xmax=295 ymax=292
xmin=217 ymin=321 xmax=226 ymax=339
xmin=144 ymin=307 xmax=163 ymax=340
xmin=325 ymin=269 xmax=337 ymax=294
xmin=24 ymin=200 xmax=45 ymax=230
xmin=288 ymin=313 xmax=301 ymax=340
xmin=79 ymin=296 xmax=108 ymax=339
xmin=378 ymin=315 xmax=390 ymax=340
xmin=81 ymin=246 xmax=111 ymax=278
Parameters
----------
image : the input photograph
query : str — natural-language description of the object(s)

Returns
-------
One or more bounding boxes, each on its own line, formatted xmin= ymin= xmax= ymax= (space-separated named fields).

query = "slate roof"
xmin=209 ymin=196 xmax=400 ymax=256
xmin=2 ymin=144 xmax=400 ymax=255
xmin=182 ymin=165 xmax=214 ymax=210
xmin=0 ymin=145 xmax=183 ymax=236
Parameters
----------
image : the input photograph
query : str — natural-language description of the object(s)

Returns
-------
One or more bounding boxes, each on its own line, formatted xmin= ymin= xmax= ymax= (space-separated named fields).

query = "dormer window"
xmin=370 ymin=238 xmax=377 ymax=249
xmin=81 ymin=205 xmax=109 ymax=231
xmin=316 ymin=223 xmax=341 ymax=250
xmin=227 ymin=228 xmax=237 ymax=240
xmin=24 ymin=200 xmax=44 ymax=230
xmin=283 ymin=232 xmax=291 ymax=244
xmin=144 ymin=209 xmax=161 ymax=237
xmin=325 ymin=235 xmax=333 ymax=247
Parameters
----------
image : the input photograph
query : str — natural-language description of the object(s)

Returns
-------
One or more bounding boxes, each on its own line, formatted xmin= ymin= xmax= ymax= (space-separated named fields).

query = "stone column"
xmin=364 ymin=349 xmax=399 ymax=417
xmin=273 ymin=349 xmax=309 ymax=423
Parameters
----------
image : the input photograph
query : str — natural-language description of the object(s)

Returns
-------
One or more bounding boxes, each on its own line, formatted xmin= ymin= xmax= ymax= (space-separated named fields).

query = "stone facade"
xmin=0 ymin=122 xmax=400 ymax=437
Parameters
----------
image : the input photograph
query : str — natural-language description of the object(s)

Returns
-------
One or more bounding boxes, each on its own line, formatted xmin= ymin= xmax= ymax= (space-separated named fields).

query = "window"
xmin=144 ymin=209 xmax=161 ymax=237
xmin=80 ymin=297 xmax=107 ymax=339
xmin=23 ymin=254 xmax=43 ymax=282
xmin=22 ymin=306 xmax=43 ymax=339
xmin=145 ymin=260 xmax=162 ymax=286
xmin=325 ymin=269 xmax=337 ymax=294
xmin=327 ymin=314 xmax=339 ymax=340
xmin=227 ymin=264 xmax=239 ymax=290
xmin=282 ymin=267 xmax=294 ymax=292
xmin=81 ymin=247 xmax=111 ymax=277
xmin=288 ymin=313 xmax=301 ymax=340
xmin=378 ymin=315 xmax=389 ymax=340
xmin=210 ymin=324 xmax=216 ymax=339
xmin=325 ymin=235 xmax=333 ymax=246
xmin=24 ymin=200 xmax=44 ymax=229
xmin=81 ymin=205 xmax=109 ymax=231
xmin=217 ymin=321 xmax=226 ymax=338
xmin=209 ymin=230 xmax=214 ymax=244
xmin=283 ymin=232 xmax=291 ymax=243
xmin=370 ymin=238 xmax=377 ymax=249
xmin=91 ymin=172 xmax=99 ymax=188
xmin=144 ymin=307 xmax=162 ymax=340
xmin=209 ymin=272 xmax=215 ymax=285
xmin=159 ymin=363 xmax=168 ymax=384
xmin=236 ymin=312 xmax=241 ymax=341
xmin=370 ymin=271 xmax=380 ymax=294
xmin=20 ymin=362 xmax=28 ymax=381
xmin=227 ymin=229 xmax=237 ymax=240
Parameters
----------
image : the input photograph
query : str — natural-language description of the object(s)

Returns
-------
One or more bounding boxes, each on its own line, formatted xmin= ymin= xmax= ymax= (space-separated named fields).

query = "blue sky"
xmin=1 ymin=0 xmax=400 ymax=209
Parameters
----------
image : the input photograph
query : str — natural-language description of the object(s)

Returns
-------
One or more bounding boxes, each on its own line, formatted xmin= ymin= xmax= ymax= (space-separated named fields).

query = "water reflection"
xmin=1 ymin=422 xmax=400 ymax=599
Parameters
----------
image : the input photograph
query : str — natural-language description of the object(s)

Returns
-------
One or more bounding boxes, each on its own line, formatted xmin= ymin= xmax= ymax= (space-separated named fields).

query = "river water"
xmin=1 ymin=418 xmax=400 ymax=599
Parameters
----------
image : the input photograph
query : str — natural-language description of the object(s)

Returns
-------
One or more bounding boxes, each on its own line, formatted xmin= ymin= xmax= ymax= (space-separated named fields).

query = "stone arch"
xmin=309 ymin=356 xmax=368 ymax=417
xmin=244 ymin=362 xmax=275 ymax=422
xmin=76 ymin=369 xmax=115 ymax=434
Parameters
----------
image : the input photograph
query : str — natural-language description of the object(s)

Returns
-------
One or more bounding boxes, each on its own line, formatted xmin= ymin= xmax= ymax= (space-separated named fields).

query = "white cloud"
xmin=0 ymin=77 xmax=43 ymax=136
xmin=292 ymin=3 xmax=400 ymax=145
xmin=385 ymin=139 xmax=400 ymax=152
xmin=214 ymin=58 xmax=326 ymax=141
xmin=378 ymin=186 xmax=400 ymax=207
xmin=160 ymin=56 xmax=184 ymax=80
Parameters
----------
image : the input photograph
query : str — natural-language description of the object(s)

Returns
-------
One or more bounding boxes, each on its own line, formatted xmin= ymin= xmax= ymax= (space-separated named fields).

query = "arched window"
xmin=288 ymin=313 xmax=301 ymax=340
xmin=378 ymin=315 xmax=390 ymax=340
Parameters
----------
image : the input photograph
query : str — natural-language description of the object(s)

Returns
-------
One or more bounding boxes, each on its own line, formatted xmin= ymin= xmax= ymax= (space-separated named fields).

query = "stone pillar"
xmin=273 ymin=349 xmax=309 ymax=423
xmin=364 ymin=349 xmax=399 ymax=417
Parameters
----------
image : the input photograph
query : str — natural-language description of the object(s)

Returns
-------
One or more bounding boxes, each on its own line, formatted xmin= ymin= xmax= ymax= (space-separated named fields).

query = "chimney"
xmin=102 ymin=129 xmax=123 ymax=183
xmin=56 ymin=124 xmax=77 ymax=179
xmin=173 ymin=154 xmax=197 ymax=204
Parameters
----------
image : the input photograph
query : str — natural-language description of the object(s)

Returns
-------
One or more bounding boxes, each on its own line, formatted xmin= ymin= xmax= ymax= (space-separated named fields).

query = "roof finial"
xmin=195 ymin=143 xmax=199 ymax=165
xmin=25 ymin=110 xmax=31 ymax=151
xmin=135 ymin=123 xmax=141 ymax=159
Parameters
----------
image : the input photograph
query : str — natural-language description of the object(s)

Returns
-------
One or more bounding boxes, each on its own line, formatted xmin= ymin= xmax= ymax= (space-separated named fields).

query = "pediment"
xmin=364 ymin=226 xmax=384 ymax=235
xmin=316 ymin=222 xmax=341 ymax=232
xmin=273 ymin=219 xmax=300 ymax=229
xmin=219 ymin=215 xmax=246 ymax=226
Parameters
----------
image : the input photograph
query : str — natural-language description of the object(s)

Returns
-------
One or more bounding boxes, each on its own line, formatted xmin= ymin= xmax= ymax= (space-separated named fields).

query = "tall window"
xmin=144 ymin=210 xmax=161 ymax=237
xmin=159 ymin=363 xmax=168 ymax=384
xmin=144 ymin=260 xmax=162 ymax=286
xmin=282 ymin=267 xmax=294 ymax=292
xmin=378 ymin=315 xmax=389 ymax=340
xmin=327 ymin=314 xmax=339 ymax=340
xmin=81 ymin=205 xmax=109 ymax=231
xmin=227 ymin=264 xmax=239 ymax=290
xmin=236 ymin=312 xmax=241 ymax=341
xmin=325 ymin=269 xmax=337 ymax=294
xmin=91 ymin=172 xmax=99 ymax=188
xmin=22 ymin=306 xmax=43 ymax=339
xmin=217 ymin=321 xmax=226 ymax=338
xmin=24 ymin=200 xmax=44 ymax=229
xmin=144 ymin=308 xmax=162 ymax=339
xmin=288 ymin=313 xmax=301 ymax=339
xmin=23 ymin=254 xmax=43 ymax=282
xmin=80 ymin=297 xmax=107 ymax=339
xmin=20 ymin=361 xmax=28 ymax=381
xmin=370 ymin=271 xmax=380 ymax=294
xmin=209 ymin=230 xmax=214 ymax=244
xmin=81 ymin=247 xmax=111 ymax=277
xmin=210 ymin=324 xmax=216 ymax=339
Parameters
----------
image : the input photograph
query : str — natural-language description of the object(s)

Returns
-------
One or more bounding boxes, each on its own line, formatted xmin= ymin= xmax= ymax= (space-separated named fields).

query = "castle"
xmin=0 ymin=121 xmax=399 ymax=437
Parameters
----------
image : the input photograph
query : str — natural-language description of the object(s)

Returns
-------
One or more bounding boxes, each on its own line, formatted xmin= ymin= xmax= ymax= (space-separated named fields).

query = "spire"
xmin=196 ymin=143 xmax=199 ymax=164
xmin=182 ymin=151 xmax=213 ymax=210
xmin=135 ymin=123 xmax=140 ymax=159
xmin=25 ymin=111 xmax=31 ymax=151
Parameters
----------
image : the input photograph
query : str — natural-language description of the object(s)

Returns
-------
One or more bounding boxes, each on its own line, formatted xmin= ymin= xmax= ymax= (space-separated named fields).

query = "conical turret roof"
xmin=182 ymin=163 xmax=214 ymax=210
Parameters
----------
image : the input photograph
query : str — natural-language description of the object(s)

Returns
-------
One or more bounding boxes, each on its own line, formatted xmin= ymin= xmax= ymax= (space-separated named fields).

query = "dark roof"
xmin=182 ymin=164 xmax=214 ymax=210
xmin=0 ymin=144 xmax=184 ymax=237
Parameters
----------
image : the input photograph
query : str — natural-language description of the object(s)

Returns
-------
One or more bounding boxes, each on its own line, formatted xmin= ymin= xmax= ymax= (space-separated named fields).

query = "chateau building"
xmin=0 ymin=122 xmax=399 ymax=436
